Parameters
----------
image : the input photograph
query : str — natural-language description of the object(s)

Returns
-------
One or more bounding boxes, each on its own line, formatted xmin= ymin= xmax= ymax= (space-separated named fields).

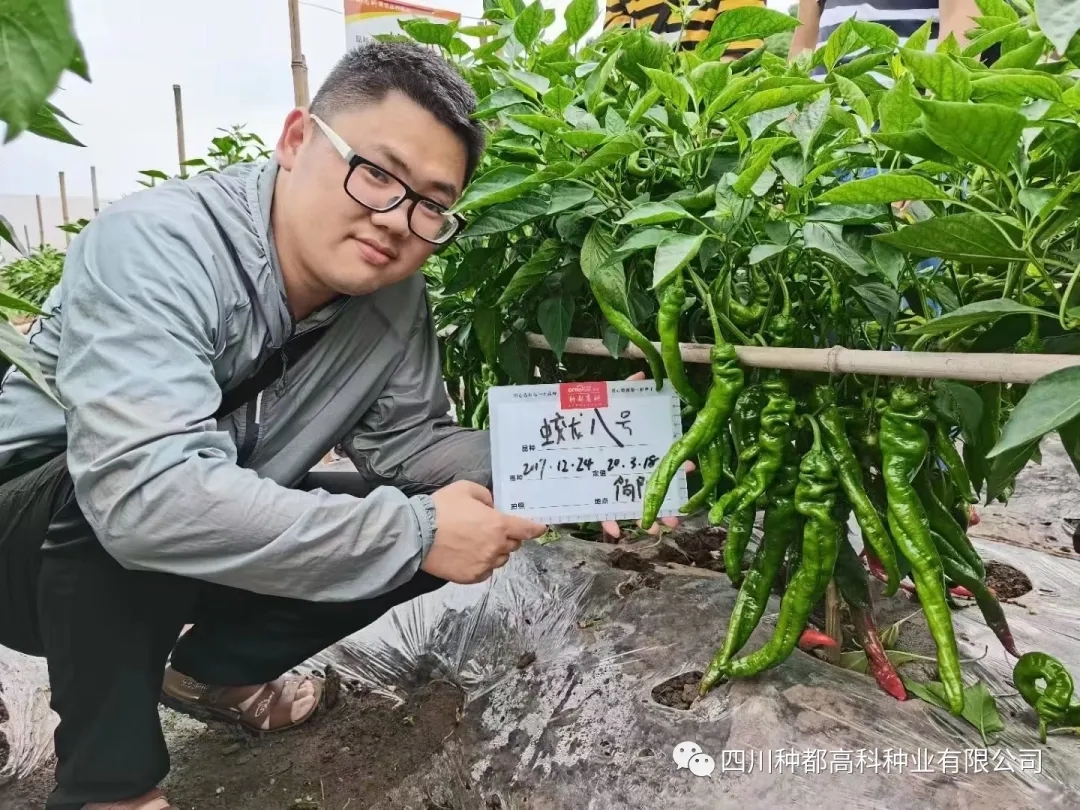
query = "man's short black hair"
xmin=311 ymin=40 xmax=485 ymax=185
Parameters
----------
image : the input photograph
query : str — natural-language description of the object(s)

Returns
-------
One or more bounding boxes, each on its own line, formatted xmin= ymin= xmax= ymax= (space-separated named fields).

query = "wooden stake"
xmin=288 ymin=0 xmax=310 ymax=108
xmin=173 ymin=84 xmax=187 ymax=179
xmin=58 ymin=171 xmax=70 ymax=246
xmin=524 ymin=333 xmax=1080 ymax=385
xmin=35 ymin=195 xmax=45 ymax=247
xmin=90 ymin=165 xmax=100 ymax=215
xmin=23 ymin=225 xmax=31 ymax=252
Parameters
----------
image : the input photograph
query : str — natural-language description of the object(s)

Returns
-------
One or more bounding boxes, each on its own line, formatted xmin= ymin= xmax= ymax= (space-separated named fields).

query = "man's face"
xmin=275 ymin=91 xmax=468 ymax=299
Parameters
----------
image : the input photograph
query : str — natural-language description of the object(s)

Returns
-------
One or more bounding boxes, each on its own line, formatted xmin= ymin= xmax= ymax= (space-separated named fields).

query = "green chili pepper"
xmin=710 ymin=374 xmax=795 ymax=527
xmin=914 ymin=466 xmax=985 ymax=580
xmin=709 ymin=415 xmax=841 ymax=683
xmin=812 ymin=384 xmax=900 ymax=596
xmin=880 ymin=385 xmax=965 ymax=716
xmin=701 ymin=444 xmax=800 ymax=690
xmin=627 ymin=151 xmax=654 ymax=178
xmin=708 ymin=384 xmax=763 ymax=573
xmin=722 ymin=270 xmax=765 ymax=329
xmin=929 ymin=530 xmax=1018 ymax=658
xmin=657 ymin=273 xmax=704 ymax=410
xmin=964 ymin=382 xmax=1001 ymax=501
xmin=1013 ymin=653 xmax=1080 ymax=743
xmin=681 ymin=433 xmax=727 ymax=514
xmin=934 ymin=423 xmax=977 ymax=505
xmin=593 ymin=294 xmax=666 ymax=391
xmin=641 ymin=342 xmax=744 ymax=530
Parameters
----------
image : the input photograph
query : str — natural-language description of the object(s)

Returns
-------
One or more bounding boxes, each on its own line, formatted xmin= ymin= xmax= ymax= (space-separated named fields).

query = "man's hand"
xmin=423 ymin=480 xmax=547 ymax=584
xmin=600 ymin=372 xmax=695 ymax=540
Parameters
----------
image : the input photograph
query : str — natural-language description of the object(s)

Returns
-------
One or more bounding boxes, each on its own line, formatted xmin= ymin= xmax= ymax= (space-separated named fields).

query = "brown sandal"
xmin=160 ymin=666 xmax=323 ymax=735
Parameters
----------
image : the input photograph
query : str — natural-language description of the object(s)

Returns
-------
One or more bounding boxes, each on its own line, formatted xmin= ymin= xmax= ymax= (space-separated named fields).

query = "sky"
xmin=0 ymin=0 xmax=786 ymax=204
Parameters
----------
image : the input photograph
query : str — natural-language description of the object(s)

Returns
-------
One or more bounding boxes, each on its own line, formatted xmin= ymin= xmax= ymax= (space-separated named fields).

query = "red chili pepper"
xmin=949 ymin=585 xmax=975 ymax=599
xmin=798 ymin=628 xmax=839 ymax=650
xmin=968 ymin=506 xmax=980 ymax=527
xmin=851 ymin=604 xmax=907 ymax=701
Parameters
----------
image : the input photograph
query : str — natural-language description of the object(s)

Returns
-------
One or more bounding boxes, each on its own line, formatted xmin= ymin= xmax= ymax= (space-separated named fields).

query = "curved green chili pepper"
xmin=627 ymin=151 xmax=654 ymax=178
xmin=706 ymin=415 xmax=841 ymax=685
xmin=593 ymin=295 xmax=666 ymax=391
xmin=915 ymin=466 xmax=985 ymax=580
xmin=657 ymin=273 xmax=704 ymax=410
xmin=641 ymin=343 xmax=744 ymax=529
xmin=934 ymin=423 xmax=977 ymax=505
xmin=812 ymin=384 xmax=900 ymax=596
xmin=880 ymin=385 xmax=965 ymax=717
xmin=681 ymin=433 xmax=728 ymax=514
xmin=930 ymin=530 xmax=1018 ymax=658
xmin=711 ymin=385 xmax=763 ymax=581
xmin=722 ymin=270 xmax=765 ymax=329
xmin=1013 ymin=653 xmax=1080 ymax=743
xmin=702 ymin=444 xmax=799 ymax=688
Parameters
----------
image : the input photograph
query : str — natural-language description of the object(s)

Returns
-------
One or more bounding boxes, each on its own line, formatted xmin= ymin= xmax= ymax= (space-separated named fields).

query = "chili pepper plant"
xmin=410 ymin=0 xmax=1080 ymax=721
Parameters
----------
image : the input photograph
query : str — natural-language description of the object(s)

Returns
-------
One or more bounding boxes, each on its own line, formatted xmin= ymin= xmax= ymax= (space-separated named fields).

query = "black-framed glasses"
xmin=311 ymin=114 xmax=465 ymax=245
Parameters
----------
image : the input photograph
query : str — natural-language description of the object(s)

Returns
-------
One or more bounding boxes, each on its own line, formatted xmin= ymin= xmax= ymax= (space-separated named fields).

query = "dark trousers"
xmin=0 ymin=454 xmax=445 ymax=809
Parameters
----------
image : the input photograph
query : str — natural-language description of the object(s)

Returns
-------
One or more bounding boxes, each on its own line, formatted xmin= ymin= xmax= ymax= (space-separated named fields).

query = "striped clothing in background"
xmin=815 ymin=0 xmax=939 ymax=50
xmin=604 ymin=0 xmax=766 ymax=56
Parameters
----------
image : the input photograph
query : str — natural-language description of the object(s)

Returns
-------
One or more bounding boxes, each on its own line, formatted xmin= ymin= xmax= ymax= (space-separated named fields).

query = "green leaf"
xmin=961 ymin=681 xmax=1005 ymax=740
xmin=971 ymin=73 xmax=1063 ymax=102
xmin=879 ymin=75 xmax=923 ymax=133
xmin=700 ymin=6 xmax=798 ymax=50
xmin=507 ymin=69 xmax=550 ymax=97
xmin=458 ymin=23 xmax=501 ymax=36
xmin=934 ymin=381 xmax=984 ymax=443
xmin=832 ymin=74 xmax=874 ymax=128
xmin=803 ymin=222 xmax=874 ymax=276
xmin=987 ymin=366 xmax=1080 ymax=458
xmin=585 ymin=49 xmax=621 ymax=114
xmin=558 ymin=130 xmax=607 ymax=149
xmin=733 ymin=138 xmax=791 ymax=196
xmin=992 ymin=35 xmax=1049 ymax=70
xmin=612 ymin=227 xmax=675 ymax=258
xmin=581 ymin=221 xmax=633 ymax=320
xmin=563 ymin=104 xmax=602 ymax=131
xmin=652 ymin=232 xmax=707 ymax=289
xmin=690 ymin=62 xmax=731 ymax=102
xmin=544 ymin=85 xmax=575 ymax=112
xmin=460 ymin=192 xmax=550 ymax=238
xmin=513 ymin=0 xmax=545 ymax=49
xmin=475 ymin=87 xmax=531 ymax=118
xmin=1059 ymin=416 xmax=1080 ymax=479
xmin=917 ymin=98 xmax=1025 ymax=173
xmin=567 ymin=133 xmax=644 ymax=179
xmin=749 ymin=244 xmax=786 ymax=265
xmin=900 ymin=48 xmax=972 ymax=102
xmin=473 ymin=307 xmax=501 ymax=367
xmin=616 ymin=202 xmax=691 ymax=226
xmin=962 ymin=21 xmax=1025 ymax=58
xmin=822 ymin=19 xmax=862 ymax=69
xmin=537 ymin=296 xmax=574 ymax=361
xmin=27 ymin=101 xmax=83 ymax=146
xmin=564 ymin=0 xmax=598 ymax=43
xmin=547 ymin=182 xmax=595 ymax=214
xmin=67 ymin=37 xmax=88 ymax=81
xmin=498 ymin=332 xmax=532 ymax=384
xmin=1035 ymin=0 xmax=1080 ymax=55
xmin=905 ymin=19 xmax=934 ymax=52
xmin=872 ymin=130 xmax=955 ymax=164
xmin=871 ymin=241 xmax=904 ymax=288
xmin=0 ymin=214 xmax=22 ymax=252
xmin=817 ymin=172 xmax=952 ymax=204
xmin=498 ymin=240 xmax=560 ymax=305
xmin=731 ymin=85 xmax=826 ymax=119
xmin=874 ymin=213 xmax=1025 ymax=264
xmin=986 ymin=438 xmax=1039 ymax=502
xmin=455 ymin=166 xmax=535 ymax=213
xmin=0 ymin=0 xmax=78 ymax=141
xmin=792 ymin=91 xmax=831 ymax=160
xmin=0 ymin=291 xmax=44 ymax=314
xmin=807 ymin=204 xmax=889 ymax=225
xmin=508 ymin=113 xmax=563 ymax=133
xmin=853 ymin=282 xmax=900 ymax=329
xmin=0 ymin=320 xmax=59 ymax=405
xmin=602 ymin=322 xmax=629 ymax=359
xmin=907 ymin=299 xmax=1054 ymax=336
xmin=642 ymin=66 xmax=689 ymax=111
xmin=903 ymin=678 xmax=951 ymax=710
xmin=400 ymin=19 xmax=456 ymax=47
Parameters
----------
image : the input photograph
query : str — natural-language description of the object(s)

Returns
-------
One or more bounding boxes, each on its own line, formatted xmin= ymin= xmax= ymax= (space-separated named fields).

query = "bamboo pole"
xmin=173 ymin=84 xmax=188 ymax=179
xmin=23 ymin=225 xmax=31 ymax=252
xmin=525 ymin=333 xmax=1080 ymax=386
xmin=288 ymin=0 xmax=310 ymax=108
xmin=35 ymin=195 xmax=44 ymax=247
xmin=58 ymin=172 xmax=70 ymax=246
xmin=90 ymin=165 xmax=100 ymax=215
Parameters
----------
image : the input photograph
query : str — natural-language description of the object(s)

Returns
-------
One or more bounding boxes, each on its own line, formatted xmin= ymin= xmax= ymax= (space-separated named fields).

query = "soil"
xmin=605 ymin=548 xmax=653 ymax=573
xmin=654 ymin=526 xmax=728 ymax=571
xmin=0 ymin=679 xmax=467 ymax=810
xmin=985 ymin=560 xmax=1033 ymax=600
xmin=650 ymin=671 xmax=705 ymax=710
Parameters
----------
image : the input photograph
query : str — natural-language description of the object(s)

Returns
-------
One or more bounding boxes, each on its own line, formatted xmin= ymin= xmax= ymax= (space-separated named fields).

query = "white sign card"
xmin=488 ymin=380 xmax=687 ymax=525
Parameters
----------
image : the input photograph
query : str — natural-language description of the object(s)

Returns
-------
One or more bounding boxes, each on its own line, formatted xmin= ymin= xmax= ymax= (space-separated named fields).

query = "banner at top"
xmin=344 ymin=0 xmax=461 ymax=48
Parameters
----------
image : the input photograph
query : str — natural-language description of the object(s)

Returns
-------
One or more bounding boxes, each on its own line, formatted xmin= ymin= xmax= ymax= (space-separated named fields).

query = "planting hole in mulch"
xmin=607 ymin=548 xmax=654 ymax=573
xmin=985 ymin=561 xmax=1033 ymax=600
xmin=651 ymin=671 xmax=705 ymax=710
xmin=655 ymin=526 xmax=727 ymax=571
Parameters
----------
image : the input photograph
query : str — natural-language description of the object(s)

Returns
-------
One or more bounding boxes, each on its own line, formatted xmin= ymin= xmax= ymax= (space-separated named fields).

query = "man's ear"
xmin=275 ymin=108 xmax=309 ymax=170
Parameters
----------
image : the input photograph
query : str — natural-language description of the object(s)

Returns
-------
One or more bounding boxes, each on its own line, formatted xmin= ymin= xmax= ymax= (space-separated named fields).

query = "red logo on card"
xmin=559 ymin=382 xmax=608 ymax=410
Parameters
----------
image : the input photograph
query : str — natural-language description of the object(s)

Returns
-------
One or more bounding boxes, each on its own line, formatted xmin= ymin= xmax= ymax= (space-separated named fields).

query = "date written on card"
xmin=488 ymin=380 xmax=687 ymax=525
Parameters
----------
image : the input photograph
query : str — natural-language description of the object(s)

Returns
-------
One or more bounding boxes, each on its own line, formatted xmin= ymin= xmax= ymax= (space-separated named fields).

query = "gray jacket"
xmin=0 ymin=159 xmax=490 ymax=602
